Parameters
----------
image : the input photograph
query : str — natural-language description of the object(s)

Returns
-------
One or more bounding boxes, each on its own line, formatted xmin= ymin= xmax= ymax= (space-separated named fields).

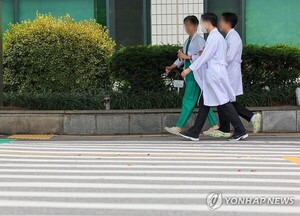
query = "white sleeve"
xmin=189 ymin=37 xmax=217 ymax=72
xmin=173 ymin=39 xmax=188 ymax=67
xmin=190 ymin=36 xmax=206 ymax=63
xmin=174 ymin=58 xmax=184 ymax=67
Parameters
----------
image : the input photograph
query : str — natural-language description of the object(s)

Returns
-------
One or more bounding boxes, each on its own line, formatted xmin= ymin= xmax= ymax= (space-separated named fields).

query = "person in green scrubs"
xmin=165 ymin=15 xmax=219 ymax=136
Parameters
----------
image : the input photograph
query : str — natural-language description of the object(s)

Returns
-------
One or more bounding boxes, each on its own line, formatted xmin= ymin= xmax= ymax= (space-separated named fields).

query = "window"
xmin=151 ymin=0 xmax=204 ymax=45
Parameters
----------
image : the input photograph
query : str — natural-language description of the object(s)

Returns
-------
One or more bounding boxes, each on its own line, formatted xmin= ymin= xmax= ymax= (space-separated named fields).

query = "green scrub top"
xmin=184 ymin=38 xmax=196 ymax=82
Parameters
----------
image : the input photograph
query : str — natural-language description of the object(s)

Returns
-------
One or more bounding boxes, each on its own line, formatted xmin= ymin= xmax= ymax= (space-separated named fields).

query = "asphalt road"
xmin=0 ymin=134 xmax=299 ymax=216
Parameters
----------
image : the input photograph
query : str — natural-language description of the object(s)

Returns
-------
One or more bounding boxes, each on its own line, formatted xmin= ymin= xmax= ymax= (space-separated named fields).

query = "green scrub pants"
xmin=176 ymin=73 xmax=218 ymax=128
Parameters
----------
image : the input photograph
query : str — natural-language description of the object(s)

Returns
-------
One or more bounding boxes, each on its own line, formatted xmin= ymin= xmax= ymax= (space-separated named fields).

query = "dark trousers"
xmin=219 ymin=101 xmax=254 ymax=133
xmin=189 ymin=95 xmax=246 ymax=136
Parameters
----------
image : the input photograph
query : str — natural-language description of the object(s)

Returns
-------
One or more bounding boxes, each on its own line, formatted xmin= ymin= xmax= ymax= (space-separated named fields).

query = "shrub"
xmin=3 ymin=13 xmax=115 ymax=92
xmin=4 ymin=91 xmax=182 ymax=110
xmin=110 ymin=44 xmax=300 ymax=106
xmin=240 ymin=45 xmax=300 ymax=106
xmin=3 ymin=44 xmax=300 ymax=109
xmin=109 ymin=45 xmax=182 ymax=92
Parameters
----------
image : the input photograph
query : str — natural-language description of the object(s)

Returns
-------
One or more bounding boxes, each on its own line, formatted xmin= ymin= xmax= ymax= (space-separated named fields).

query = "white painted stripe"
xmin=0 ymin=154 xmax=287 ymax=160
xmin=0 ymin=169 xmax=298 ymax=176
xmin=1 ymin=163 xmax=299 ymax=170
xmin=3 ymin=145 xmax=300 ymax=151
xmin=11 ymin=140 xmax=300 ymax=144
xmin=2 ymin=147 xmax=300 ymax=154
xmin=0 ymin=158 xmax=291 ymax=165
xmin=0 ymin=182 xmax=299 ymax=191
xmin=0 ymin=200 xmax=299 ymax=213
xmin=0 ymin=149 xmax=298 ymax=156
xmin=0 ymin=175 xmax=299 ymax=184
xmin=0 ymin=191 xmax=299 ymax=199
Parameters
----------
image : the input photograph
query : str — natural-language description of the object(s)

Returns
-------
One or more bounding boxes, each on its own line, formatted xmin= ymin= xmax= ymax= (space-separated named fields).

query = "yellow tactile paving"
xmin=8 ymin=134 xmax=55 ymax=140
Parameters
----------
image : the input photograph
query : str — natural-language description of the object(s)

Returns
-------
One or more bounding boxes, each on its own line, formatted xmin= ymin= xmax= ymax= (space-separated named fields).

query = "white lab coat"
xmin=174 ymin=33 xmax=205 ymax=70
xmin=190 ymin=28 xmax=236 ymax=106
xmin=226 ymin=28 xmax=243 ymax=96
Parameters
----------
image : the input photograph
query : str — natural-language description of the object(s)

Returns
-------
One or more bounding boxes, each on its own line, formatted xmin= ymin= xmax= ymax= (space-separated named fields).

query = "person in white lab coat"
xmin=178 ymin=13 xmax=248 ymax=141
xmin=209 ymin=12 xmax=262 ymax=138
xmin=165 ymin=15 xmax=219 ymax=136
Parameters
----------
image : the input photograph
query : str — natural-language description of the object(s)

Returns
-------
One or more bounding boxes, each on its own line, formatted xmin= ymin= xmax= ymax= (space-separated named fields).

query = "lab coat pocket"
xmin=206 ymin=68 xmax=221 ymax=85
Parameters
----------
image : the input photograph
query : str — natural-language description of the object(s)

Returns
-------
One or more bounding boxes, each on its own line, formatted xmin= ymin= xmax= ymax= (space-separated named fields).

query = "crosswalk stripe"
xmin=0 ymin=154 xmax=290 ymax=160
xmin=1 ymin=147 xmax=300 ymax=154
xmin=4 ymin=144 xmax=300 ymax=150
xmin=10 ymin=140 xmax=300 ymax=144
xmin=0 ymin=150 xmax=298 ymax=157
xmin=0 ymin=140 xmax=299 ymax=215
xmin=0 ymin=175 xmax=299 ymax=184
xmin=0 ymin=158 xmax=292 ymax=165
xmin=0 ymin=163 xmax=299 ymax=170
xmin=0 ymin=169 xmax=299 ymax=175
xmin=0 ymin=191 xmax=299 ymax=199
xmin=0 ymin=200 xmax=299 ymax=214
xmin=0 ymin=182 xmax=299 ymax=191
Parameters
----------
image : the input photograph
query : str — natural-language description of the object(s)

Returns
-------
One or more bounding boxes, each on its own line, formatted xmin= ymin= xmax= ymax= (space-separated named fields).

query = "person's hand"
xmin=198 ymin=50 xmax=204 ymax=55
xmin=165 ymin=66 xmax=172 ymax=74
xmin=181 ymin=68 xmax=191 ymax=78
xmin=178 ymin=52 xmax=189 ymax=60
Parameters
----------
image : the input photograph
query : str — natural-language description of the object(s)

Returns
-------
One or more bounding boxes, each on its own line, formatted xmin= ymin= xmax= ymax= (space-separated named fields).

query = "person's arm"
xmin=177 ymin=50 xmax=192 ymax=61
xmin=181 ymin=37 xmax=217 ymax=78
xmin=190 ymin=36 xmax=206 ymax=63
xmin=165 ymin=64 xmax=178 ymax=74
xmin=173 ymin=58 xmax=184 ymax=68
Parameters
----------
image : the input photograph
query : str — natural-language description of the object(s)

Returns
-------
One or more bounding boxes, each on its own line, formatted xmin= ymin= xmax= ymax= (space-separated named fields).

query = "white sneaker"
xmin=203 ymin=127 xmax=218 ymax=136
xmin=209 ymin=130 xmax=232 ymax=138
xmin=252 ymin=113 xmax=262 ymax=134
xmin=165 ymin=127 xmax=182 ymax=135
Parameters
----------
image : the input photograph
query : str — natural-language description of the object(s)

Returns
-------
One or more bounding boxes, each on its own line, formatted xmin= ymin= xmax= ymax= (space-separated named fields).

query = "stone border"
xmin=0 ymin=107 xmax=299 ymax=135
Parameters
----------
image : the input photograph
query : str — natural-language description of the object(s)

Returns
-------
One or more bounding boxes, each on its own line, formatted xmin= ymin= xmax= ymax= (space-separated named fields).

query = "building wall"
xmin=151 ymin=0 xmax=204 ymax=45
xmin=2 ymin=0 xmax=300 ymax=46
xmin=2 ymin=0 xmax=14 ymax=32
xmin=18 ymin=0 xmax=94 ymax=22
xmin=246 ymin=0 xmax=300 ymax=45
xmin=2 ymin=0 xmax=94 ymax=33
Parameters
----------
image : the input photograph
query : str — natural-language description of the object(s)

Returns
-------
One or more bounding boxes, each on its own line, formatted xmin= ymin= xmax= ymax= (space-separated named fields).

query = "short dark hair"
xmin=183 ymin=15 xmax=199 ymax=25
xmin=201 ymin=12 xmax=218 ymax=27
xmin=222 ymin=12 xmax=238 ymax=28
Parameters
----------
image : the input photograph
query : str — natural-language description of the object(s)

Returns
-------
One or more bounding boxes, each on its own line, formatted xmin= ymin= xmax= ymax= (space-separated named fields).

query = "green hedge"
xmin=109 ymin=45 xmax=182 ymax=92
xmin=110 ymin=44 xmax=300 ymax=107
xmin=3 ymin=14 xmax=115 ymax=92
xmin=3 ymin=40 xmax=300 ymax=109
xmin=4 ymin=91 xmax=182 ymax=110
xmin=240 ymin=45 xmax=300 ymax=106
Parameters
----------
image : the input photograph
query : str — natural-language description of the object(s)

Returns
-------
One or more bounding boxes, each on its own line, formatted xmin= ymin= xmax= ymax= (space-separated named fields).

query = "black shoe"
xmin=179 ymin=131 xmax=199 ymax=141
xmin=228 ymin=132 xmax=248 ymax=141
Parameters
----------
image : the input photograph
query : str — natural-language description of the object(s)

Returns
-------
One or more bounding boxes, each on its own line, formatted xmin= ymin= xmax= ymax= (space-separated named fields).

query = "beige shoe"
xmin=209 ymin=130 xmax=232 ymax=138
xmin=203 ymin=127 xmax=217 ymax=136
xmin=252 ymin=113 xmax=262 ymax=134
xmin=165 ymin=127 xmax=182 ymax=135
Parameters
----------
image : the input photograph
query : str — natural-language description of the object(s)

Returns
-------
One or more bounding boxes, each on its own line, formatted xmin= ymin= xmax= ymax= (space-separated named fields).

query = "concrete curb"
xmin=0 ymin=107 xmax=299 ymax=135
